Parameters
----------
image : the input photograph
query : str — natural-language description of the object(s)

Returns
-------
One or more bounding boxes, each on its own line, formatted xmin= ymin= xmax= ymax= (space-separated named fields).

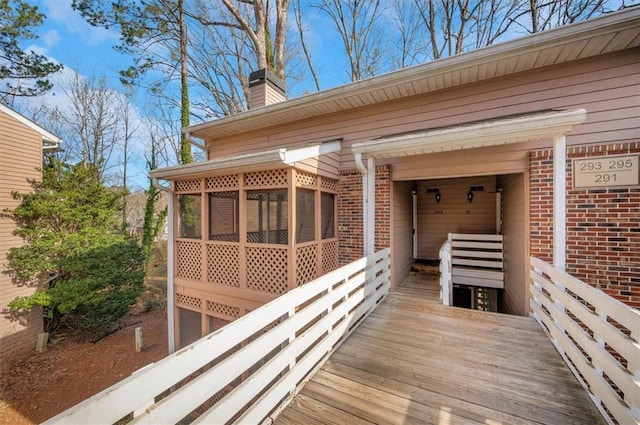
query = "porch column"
xmin=366 ymin=157 xmax=375 ymax=255
xmin=553 ymin=135 xmax=566 ymax=271
xmin=153 ymin=178 xmax=176 ymax=354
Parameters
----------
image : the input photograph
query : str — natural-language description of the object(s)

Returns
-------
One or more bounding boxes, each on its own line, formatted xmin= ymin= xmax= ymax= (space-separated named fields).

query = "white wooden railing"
xmin=439 ymin=233 xmax=504 ymax=307
xmin=45 ymin=248 xmax=391 ymax=425
xmin=439 ymin=240 xmax=452 ymax=306
xmin=530 ymin=257 xmax=640 ymax=425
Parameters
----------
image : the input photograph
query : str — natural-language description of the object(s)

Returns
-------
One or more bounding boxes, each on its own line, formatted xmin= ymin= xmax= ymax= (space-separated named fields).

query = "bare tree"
xmin=63 ymin=73 xmax=121 ymax=181
xmin=388 ymin=0 xmax=428 ymax=69
xmin=515 ymin=0 xmax=611 ymax=34
xmin=219 ymin=0 xmax=290 ymax=80
xmin=311 ymin=0 xmax=387 ymax=82
xmin=293 ymin=0 xmax=320 ymax=90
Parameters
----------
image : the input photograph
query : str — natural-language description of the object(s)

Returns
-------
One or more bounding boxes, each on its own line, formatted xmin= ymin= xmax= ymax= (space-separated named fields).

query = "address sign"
xmin=573 ymin=154 xmax=639 ymax=188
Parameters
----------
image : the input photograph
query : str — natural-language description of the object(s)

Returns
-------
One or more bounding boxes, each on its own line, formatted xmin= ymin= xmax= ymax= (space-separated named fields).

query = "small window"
xmin=321 ymin=192 xmax=335 ymax=239
xmin=296 ymin=189 xmax=315 ymax=243
xmin=178 ymin=194 xmax=202 ymax=239
xmin=246 ymin=190 xmax=288 ymax=244
xmin=209 ymin=191 xmax=239 ymax=242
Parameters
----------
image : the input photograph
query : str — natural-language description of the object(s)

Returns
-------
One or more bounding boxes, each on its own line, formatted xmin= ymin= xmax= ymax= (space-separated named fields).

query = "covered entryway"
xmin=392 ymin=172 xmax=528 ymax=316
xmin=352 ymin=109 xmax=587 ymax=316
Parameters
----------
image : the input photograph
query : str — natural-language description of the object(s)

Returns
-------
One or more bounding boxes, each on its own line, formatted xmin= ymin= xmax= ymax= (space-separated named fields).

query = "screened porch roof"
xmin=351 ymin=108 xmax=588 ymax=159
xmin=150 ymin=139 xmax=341 ymax=180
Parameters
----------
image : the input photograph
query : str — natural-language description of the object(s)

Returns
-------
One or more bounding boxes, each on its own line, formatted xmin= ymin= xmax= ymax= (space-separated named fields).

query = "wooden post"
xmin=35 ymin=332 xmax=49 ymax=353
xmin=135 ymin=327 xmax=143 ymax=352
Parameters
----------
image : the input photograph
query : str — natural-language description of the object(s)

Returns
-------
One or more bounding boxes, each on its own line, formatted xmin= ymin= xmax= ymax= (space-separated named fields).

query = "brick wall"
xmin=374 ymin=165 xmax=391 ymax=251
xmin=338 ymin=169 xmax=363 ymax=265
xmin=530 ymin=143 xmax=640 ymax=307
xmin=338 ymin=165 xmax=392 ymax=265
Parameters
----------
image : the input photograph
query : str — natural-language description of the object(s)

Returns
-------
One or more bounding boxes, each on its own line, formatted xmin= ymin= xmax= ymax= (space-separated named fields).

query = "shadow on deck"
xmin=276 ymin=270 xmax=605 ymax=425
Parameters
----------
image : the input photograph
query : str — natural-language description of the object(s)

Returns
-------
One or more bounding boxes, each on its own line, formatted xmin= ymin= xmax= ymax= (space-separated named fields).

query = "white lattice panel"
xmin=321 ymin=240 xmax=339 ymax=274
xmin=206 ymin=301 xmax=240 ymax=320
xmin=207 ymin=244 xmax=240 ymax=287
xmin=175 ymin=179 xmax=202 ymax=193
xmin=244 ymin=169 xmax=288 ymax=188
xmin=320 ymin=176 xmax=338 ymax=192
xmin=176 ymin=293 xmax=202 ymax=310
xmin=296 ymin=244 xmax=318 ymax=286
xmin=246 ymin=247 xmax=288 ymax=294
xmin=177 ymin=240 xmax=202 ymax=280
xmin=206 ymin=175 xmax=239 ymax=190
xmin=295 ymin=171 xmax=317 ymax=187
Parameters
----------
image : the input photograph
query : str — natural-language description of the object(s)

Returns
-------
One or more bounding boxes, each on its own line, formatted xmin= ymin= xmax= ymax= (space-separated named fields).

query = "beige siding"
xmin=206 ymin=50 xmax=638 ymax=171
xmin=417 ymin=177 xmax=497 ymax=260
xmin=0 ymin=110 xmax=44 ymax=355
xmin=499 ymin=173 xmax=529 ymax=316
xmin=391 ymin=181 xmax=414 ymax=289
xmin=294 ymin=151 xmax=340 ymax=180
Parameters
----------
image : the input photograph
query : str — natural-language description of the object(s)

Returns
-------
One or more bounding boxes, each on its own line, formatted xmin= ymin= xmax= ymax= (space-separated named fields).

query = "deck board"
xmin=275 ymin=271 xmax=605 ymax=425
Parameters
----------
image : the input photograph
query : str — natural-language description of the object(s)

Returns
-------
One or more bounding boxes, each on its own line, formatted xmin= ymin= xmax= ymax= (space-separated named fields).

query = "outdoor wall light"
xmin=435 ymin=191 xmax=441 ymax=204
xmin=467 ymin=190 xmax=474 ymax=203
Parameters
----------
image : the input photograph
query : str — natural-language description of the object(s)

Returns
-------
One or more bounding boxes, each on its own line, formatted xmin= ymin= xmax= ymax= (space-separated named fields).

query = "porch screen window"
xmin=246 ymin=190 xmax=288 ymax=244
xmin=321 ymin=192 xmax=335 ymax=239
xmin=296 ymin=189 xmax=315 ymax=243
xmin=178 ymin=194 xmax=202 ymax=239
xmin=209 ymin=191 xmax=239 ymax=242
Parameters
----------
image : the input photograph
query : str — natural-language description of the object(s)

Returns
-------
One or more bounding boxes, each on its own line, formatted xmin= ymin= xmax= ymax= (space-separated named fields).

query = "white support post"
xmin=553 ymin=135 xmax=566 ymax=272
xmin=366 ymin=157 xmax=376 ymax=256
xmin=153 ymin=178 xmax=176 ymax=354
xmin=167 ymin=191 xmax=175 ymax=354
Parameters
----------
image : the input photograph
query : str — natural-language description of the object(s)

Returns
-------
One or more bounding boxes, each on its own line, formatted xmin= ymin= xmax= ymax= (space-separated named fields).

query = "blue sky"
xmin=18 ymin=0 xmax=351 ymax=189
xmin=27 ymin=0 xmax=349 ymax=101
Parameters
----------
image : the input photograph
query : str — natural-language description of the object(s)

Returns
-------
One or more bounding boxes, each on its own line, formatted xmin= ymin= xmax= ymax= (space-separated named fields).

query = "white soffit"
xmin=186 ymin=8 xmax=639 ymax=141
xmin=150 ymin=140 xmax=341 ymax=180
xmin=351 ymin=109 xmax=587 ymax=159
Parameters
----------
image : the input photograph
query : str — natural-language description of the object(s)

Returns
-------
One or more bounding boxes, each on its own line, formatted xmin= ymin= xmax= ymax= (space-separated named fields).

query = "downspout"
xmin=355 ymin=153 xmax=375 ymax=256
xmin=153 ymin=178 xmax=176 ymax=354
xmin=553 ymin=135 xmax=566 ymax=272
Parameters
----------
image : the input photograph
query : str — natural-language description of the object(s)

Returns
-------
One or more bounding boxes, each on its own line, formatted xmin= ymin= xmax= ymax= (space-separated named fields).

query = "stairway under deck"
xmin=275 ymin=270 xmax=605 ymax=425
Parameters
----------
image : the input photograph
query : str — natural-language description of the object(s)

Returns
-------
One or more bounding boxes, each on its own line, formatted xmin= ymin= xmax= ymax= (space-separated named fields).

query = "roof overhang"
xmin=0 ymin=103 xmax=62 ymax=147
xmin=150 ymin=140 xmax=341 ymax=180
xmin=352 ymin=109 xmax=587 ymax=159
xmin=185 ymin=8 xmax=639 ymax=141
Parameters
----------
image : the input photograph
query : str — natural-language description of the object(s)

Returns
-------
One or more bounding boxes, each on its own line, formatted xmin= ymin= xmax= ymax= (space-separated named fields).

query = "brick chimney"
xmin=248 ymin=69 xmax=286 ymax=109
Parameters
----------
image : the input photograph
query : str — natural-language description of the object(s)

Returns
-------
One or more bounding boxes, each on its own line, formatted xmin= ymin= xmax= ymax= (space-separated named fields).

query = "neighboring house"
xmin=0 ymin=104 xmax=61 ymax=356
xmin=151 ymin=8 xmax=640 ymax=352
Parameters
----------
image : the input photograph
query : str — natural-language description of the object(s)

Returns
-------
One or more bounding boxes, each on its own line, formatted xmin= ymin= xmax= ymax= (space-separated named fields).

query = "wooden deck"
xmin=275 ymin=269 xmax=605 ymax=425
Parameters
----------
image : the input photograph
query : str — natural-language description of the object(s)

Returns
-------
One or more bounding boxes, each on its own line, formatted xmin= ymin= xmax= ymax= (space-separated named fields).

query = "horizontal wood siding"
xmin=205 ymin=50 xmax=639 ymax=173
xmin=391 ymin=181 xmax=414 ymax=289
xmin=417 ymin=176 xmax=497 ymax=260
xmin=0 ymin=110 xmax=43 ymax=354
xmin=295 ymin=151 xmax=340 ymax=180
xmin=498 ymin=173 xmax=529 ymax=316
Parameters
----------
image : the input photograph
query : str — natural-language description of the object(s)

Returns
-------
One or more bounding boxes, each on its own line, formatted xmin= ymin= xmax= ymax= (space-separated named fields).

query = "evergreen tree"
xmin=0 ymin=0 xmax=62 ymax=103
xmin=6 ymin=159 xmax=145 ymax=339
